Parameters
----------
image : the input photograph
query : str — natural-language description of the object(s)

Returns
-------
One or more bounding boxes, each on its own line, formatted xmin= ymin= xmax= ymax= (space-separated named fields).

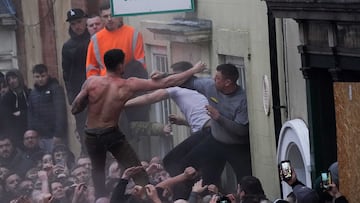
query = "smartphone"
xmin=320 ymin=171 xmax=332 ymax=189
xmin=279 ymin=160 xmax=292 ymax=181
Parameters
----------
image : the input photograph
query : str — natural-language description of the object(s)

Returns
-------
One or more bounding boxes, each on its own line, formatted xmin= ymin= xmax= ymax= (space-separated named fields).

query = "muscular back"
xmin=86 ymin=75 xmax=134 ymax=128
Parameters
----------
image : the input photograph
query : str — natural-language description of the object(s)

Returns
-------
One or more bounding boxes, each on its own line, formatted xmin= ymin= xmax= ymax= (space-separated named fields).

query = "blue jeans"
xmin=84 ymin=127 xmax=148 ymax=198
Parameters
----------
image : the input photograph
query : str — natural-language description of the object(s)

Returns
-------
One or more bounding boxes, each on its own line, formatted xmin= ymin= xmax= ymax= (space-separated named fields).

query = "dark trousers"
xmin=84 ymin=127 xmax=148 ymax=198
xmin=75 ymin=110 xmax=87 ymax=155
xmin=163 ymin=129 xmax=208 ymax=176
xmin=174 ymin=128 xmax=252 ymax=200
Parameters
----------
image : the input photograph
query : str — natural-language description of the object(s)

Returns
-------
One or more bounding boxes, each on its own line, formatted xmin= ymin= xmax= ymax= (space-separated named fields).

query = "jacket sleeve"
xmin=110 ymin=179 xmax=130 ymax=203
xmin=53 ymin=85 xmax=68 ymax=138
xmin=27 ymin=94 xmax=36 ymax=130
xmin=61 ymin=44 xmax=72 ymax=103
xmin=86 ymin=39 xmax=100 ymax=78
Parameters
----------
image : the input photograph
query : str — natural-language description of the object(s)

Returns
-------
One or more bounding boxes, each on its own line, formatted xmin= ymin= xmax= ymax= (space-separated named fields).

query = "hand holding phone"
xmin=320 ymin=171 xmax=332 ymax=190
xmin=279 ymin=160 xmax=292 ymax=181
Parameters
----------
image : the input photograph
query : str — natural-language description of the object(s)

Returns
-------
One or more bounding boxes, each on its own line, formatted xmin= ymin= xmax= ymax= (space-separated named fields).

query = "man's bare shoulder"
xmin=124 ymin=77 xmax=150 ymax=88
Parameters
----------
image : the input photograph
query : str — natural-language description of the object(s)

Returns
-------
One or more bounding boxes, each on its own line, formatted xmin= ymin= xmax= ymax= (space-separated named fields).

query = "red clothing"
xmin=86 ymin=24 xmax=145 ymax=78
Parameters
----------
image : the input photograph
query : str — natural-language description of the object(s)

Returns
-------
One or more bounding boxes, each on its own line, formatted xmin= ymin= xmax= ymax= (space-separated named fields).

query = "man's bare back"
xmin=85 ymin=75 xmax=133 ymax=129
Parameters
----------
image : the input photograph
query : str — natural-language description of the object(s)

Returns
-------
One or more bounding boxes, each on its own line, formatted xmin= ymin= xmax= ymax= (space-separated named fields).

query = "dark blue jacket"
xmin=28 ymin=78 xmax=67 ymax=139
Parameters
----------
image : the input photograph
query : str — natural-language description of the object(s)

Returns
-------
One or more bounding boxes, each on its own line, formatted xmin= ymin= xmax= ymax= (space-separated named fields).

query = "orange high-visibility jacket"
xmin=86 ymin=24 xmax=145 ymax=78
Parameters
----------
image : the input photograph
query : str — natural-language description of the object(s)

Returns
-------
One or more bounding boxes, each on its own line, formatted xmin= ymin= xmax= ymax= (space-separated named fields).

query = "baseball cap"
xmin=66 ymin=8 xmax=87 ymax=22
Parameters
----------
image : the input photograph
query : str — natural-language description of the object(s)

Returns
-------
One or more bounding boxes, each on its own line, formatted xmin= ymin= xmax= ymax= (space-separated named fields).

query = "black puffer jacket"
xmin=62 ymin=27 xmax=90 ymax=104
xmin=28 ymin=78 xmax=67 ymax=139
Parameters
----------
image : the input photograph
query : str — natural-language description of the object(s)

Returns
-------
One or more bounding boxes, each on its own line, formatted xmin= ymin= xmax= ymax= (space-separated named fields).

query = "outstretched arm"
xmin=128 ymin=61 xmax=206 ymax=92
xmin=125 ymin=89 xmax=169 ymax=107
xmin=71 ymin=80 xmax=89 ymax=115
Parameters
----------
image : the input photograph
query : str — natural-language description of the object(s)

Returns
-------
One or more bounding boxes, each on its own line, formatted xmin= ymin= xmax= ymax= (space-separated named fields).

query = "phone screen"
xmin=321 ymin=171 xmax=332 ymax=189
xmin=280 ymin=160 xmax=292 ymax=181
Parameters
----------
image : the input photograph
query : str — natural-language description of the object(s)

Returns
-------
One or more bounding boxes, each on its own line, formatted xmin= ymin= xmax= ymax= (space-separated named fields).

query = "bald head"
xmin=23 ymin=130 xmax=39 ymax=149
xmin=96 ymin=197 xmax=110 ymax=203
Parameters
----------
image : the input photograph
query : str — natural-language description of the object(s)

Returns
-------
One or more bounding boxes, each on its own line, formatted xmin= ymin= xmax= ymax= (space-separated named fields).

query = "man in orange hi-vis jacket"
xmin=86 ymin=1 xmax=145 ymax=78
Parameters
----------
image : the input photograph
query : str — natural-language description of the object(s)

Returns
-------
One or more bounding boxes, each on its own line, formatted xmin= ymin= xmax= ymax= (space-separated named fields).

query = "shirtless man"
xmin=71 ymin=49 xmax=205 ymax=198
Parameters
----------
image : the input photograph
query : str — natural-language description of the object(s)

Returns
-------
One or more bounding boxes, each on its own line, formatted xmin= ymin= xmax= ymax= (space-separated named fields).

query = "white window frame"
xmin=150 ymin=46 xmax=171 ymax=124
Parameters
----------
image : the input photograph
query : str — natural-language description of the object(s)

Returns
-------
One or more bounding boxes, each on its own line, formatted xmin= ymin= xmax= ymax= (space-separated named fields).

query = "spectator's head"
xmin=52 ymin=144 xmax=68 ymax=164
xmin=0 ymin=136 xmax=15 ymax=159
xmin=18 ymin=178 xmax=34 ymax=196
xmin=96 ymin=197 xmax=110 ymax=203
xmin=0 ymin=72 xmax=8 ymax=96
xmin=25 ymin=167 xmax=39 ymax=182
xmin=215 ymin=63 xmax=239 ymax=93
xmin=23 ymin=130 xmax=40 ymax=149
xmin=99 ymin=0 xmax=123 ymax=31
xmin=170 ymin=61 xmax=193 ymax=74
xmin=77 ymin=155 xmax=92 ymax=171
xmin=52 ymin=144 xmax=75 ymax=167
xmin=33 ymin=179 xmax=42 ymax=191
xmin=66 ymin=8 xmax=88 ymax=36
xmin=87 ymin=14 xmax=104 ymax=36
xmin=292 ymin=185 xmax=319 ymax=203
xmin=104 ymin=49 xmax=125 ymax=74
xmin=150 ymin=156 xmax=162 ymax=165
xmin=71 ymin=165 xmax=90 ymax=184
xmin=50 ymin=181 xmax=65 ymax=200
xmin=32 ymin=64 xmax=50 ymax=87
xmin=42 ymin=153 xmax=54 ymax=171
xmin=3 ymin=172 xmax=21 ymax=194
xmin=328 ymin=162 xmax=339 ymax=186
xmin=174 ymin=200 xmax=188 ymax=203
xmin=123 ymin=60 xmax=148 ymax=79
xmin=131 ymin=185 xmax=146 ymax=200
xmin=0 ymin=167 xmax=9 ymax=182
xmin=238 ymin=176 xmax=266 ymax=201
xmin=152 ymin=169 xmax=170 ymax=185
xmin=5 ymin=69 xmax=25 ymax=92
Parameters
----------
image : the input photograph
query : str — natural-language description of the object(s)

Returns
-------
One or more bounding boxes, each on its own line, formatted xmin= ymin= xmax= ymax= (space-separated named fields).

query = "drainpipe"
xmin=267 ymin=8 xmax=283 ymax=145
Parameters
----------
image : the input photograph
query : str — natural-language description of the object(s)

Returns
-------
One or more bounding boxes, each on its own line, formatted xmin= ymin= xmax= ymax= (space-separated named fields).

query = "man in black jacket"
xmin=62 ymin=8 xmax=90 ymax=155
xmin=28 ymin=64 xmax=67 ymax=153
xmin=0 ymin=69 xmax=30 ymax=149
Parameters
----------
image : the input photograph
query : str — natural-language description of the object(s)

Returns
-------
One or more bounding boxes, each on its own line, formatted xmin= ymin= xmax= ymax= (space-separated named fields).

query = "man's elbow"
xmin=71 ymin=103 xmax=79 ymax=115
xmin=71 ymin=107 xmax=78 ymax=115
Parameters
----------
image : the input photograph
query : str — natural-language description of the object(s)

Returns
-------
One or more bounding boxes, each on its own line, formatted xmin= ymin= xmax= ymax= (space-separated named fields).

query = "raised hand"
xmin=184 ymin=166 xmax=197 ymax=179
xmin=146 ymin=163 xmax=163 ymax=175
xmin=121 ymin=166 xmax=144 ymax=180
xmin=192 ymin=179 xmax=208 ymax=193
xmin=145 ymin=184 xmax=161 ymax=203
xmin=192 ymin=61 xmax=207 ymax=74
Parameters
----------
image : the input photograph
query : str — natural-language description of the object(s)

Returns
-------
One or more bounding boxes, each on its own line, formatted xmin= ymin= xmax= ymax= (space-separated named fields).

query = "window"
xmin=224 ymin=55 xmax=246 ymax=90
xmin=151 ymin=49 xmax=171 ymax=124
xmin=336 ymin=23 xmax=360 ymax=49
xmin=306 ymin=22 xmax=329 ymax=47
